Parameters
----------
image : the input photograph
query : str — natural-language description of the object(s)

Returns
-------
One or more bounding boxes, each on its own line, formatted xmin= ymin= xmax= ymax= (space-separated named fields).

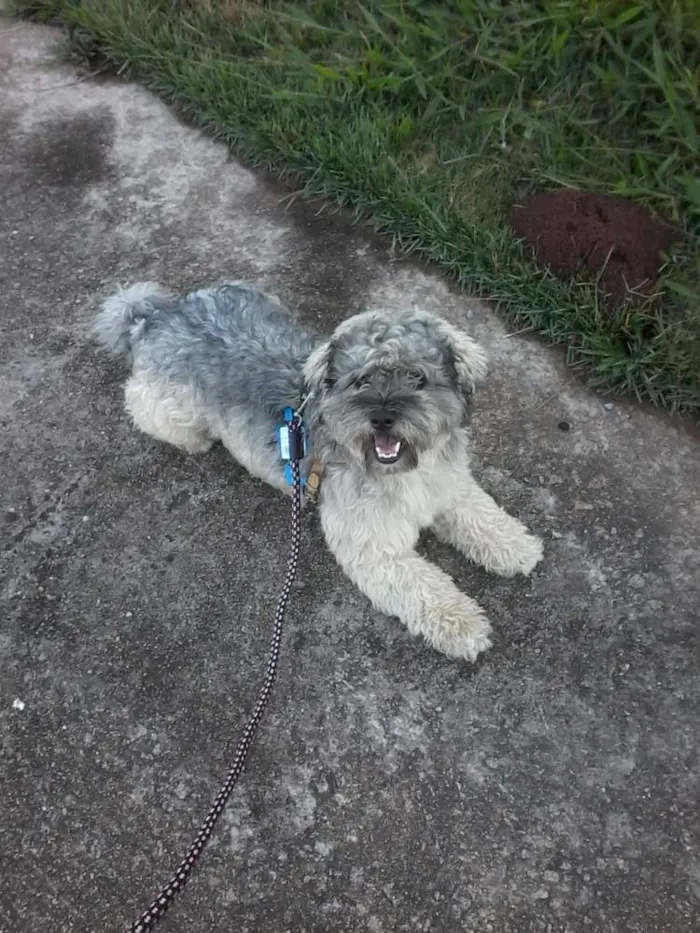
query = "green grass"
xmin=14 ymin=0 xmax=700 ymax=414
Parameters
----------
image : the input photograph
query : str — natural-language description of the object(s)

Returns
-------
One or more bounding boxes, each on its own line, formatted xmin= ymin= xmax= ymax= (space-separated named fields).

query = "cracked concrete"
xmin=1 ymin=17 xmax=699 ymax=933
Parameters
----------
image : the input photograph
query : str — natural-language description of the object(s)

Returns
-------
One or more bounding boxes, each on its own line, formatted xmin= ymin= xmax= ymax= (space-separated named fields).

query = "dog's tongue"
xmin=374 ymin=434 xmax=401 ymax=459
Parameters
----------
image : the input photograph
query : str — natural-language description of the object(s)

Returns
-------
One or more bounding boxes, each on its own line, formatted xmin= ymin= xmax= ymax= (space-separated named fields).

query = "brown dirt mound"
xmin=511 ymin=189 xmax=676 ymax=306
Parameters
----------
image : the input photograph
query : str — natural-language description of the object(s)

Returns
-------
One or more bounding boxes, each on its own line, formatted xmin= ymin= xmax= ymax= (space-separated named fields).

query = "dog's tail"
xmin=91 ymin=282 xmax=171 ymax=363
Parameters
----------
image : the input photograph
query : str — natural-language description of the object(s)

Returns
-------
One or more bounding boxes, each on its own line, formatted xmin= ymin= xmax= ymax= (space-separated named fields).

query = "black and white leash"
xmin=128 ymin=411 xmax=305 ymax=933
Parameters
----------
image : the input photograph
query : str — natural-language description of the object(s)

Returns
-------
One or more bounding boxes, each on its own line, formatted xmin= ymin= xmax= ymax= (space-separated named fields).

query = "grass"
xmin=13 ymin=0 xmax=700 ymax=414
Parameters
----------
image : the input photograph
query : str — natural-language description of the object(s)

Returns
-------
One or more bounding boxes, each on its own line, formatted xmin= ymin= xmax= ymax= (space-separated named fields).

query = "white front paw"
xmin=425 ymin=598 xmax=493 ymax=663
xmin=513 ymin=532 xmax=544 ymax=576
xmin=484 ymin=529 xmax=543 ymax=578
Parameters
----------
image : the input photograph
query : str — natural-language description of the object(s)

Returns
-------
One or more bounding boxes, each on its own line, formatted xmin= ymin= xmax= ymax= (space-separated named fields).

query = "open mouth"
xmin=372 ymin=433 xmax=403 ymax=464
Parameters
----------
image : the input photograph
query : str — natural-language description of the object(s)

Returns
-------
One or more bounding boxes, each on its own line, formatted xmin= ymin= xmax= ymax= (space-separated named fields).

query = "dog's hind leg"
xmin=124 ymin=374 xmax=213 ymax=454
xmin=431 ymin=481 xmax=543 ymax=578
xmin=216 ymin=416 xmax=291 ymax=496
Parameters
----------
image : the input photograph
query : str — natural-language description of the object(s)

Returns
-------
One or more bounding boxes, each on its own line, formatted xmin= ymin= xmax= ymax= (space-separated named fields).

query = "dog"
xmin=92 ymin=281 xmax=543 ymax=662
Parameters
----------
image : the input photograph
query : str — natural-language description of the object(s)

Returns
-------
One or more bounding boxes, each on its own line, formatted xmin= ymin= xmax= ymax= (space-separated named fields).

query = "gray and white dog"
xmin=93 ymin=281 xmax=543 ymax=662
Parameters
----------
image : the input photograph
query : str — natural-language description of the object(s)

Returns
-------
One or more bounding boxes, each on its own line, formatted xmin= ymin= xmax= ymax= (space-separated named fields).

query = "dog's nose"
xmin=370 ymin=409 xmax=395 ymax=430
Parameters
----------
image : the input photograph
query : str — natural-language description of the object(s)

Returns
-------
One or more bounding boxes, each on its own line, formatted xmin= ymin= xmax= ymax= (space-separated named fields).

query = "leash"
xmin=127 ymin=409 xmax=306 ymax=932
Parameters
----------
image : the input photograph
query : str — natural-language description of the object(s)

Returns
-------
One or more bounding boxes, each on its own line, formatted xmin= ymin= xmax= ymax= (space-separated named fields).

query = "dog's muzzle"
xmin=368 ymin=407 xmax=404 ymax=464
xmin=371 ymin=431 xmax=403 ymax=464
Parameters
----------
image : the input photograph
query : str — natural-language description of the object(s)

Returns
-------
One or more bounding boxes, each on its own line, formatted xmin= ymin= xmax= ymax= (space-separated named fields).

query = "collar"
xmin=294 ymin=391 xmax=322 ymax=504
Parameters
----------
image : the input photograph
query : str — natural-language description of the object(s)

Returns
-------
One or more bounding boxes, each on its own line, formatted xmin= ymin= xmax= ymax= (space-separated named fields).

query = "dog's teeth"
xmin=375 ymin=440 xmax=401 ymax=460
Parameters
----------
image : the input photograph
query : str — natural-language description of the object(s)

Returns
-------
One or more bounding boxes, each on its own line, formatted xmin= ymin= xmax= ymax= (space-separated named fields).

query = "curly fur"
xmin=93 ymin=280 xmax=543 ymax=662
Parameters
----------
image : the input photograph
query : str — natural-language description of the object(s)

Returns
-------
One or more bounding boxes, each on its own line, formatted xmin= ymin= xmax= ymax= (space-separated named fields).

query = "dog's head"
xmin=303 ymin=309 xmax=487 ymax=473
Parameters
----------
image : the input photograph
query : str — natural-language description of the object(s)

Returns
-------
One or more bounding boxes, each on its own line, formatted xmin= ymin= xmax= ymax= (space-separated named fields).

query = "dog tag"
xmin=278 ymin=423 xmax=293 ymax=461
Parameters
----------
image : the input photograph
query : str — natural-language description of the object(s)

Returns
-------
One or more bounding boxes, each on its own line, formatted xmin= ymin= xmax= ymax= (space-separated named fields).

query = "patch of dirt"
xmin=511 ymin=189 xmax=677 ymax=306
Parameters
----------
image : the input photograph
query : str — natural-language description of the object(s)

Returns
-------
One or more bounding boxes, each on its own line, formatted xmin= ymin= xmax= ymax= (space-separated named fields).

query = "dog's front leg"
xmin=432 ymin=480 xmax=543 ymax=578
xmin=340 ymin=548 xmax=492 ymax=662
xmin=322 ymin=504 xmax=492 ymax=661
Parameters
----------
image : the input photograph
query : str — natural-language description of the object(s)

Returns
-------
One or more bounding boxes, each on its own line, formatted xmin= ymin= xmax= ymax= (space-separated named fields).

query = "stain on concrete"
xmin=1 ymin=16 xmax=699 ymax=933
xmin=241 ymin=175 xmax=391 ymax=326
xmin=20 ymin=108 xmax=114 ymax=189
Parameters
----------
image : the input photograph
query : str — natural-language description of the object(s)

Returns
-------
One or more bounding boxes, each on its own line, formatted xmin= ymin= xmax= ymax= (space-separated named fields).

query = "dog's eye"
xmin=352 ymin=377 xmax=370 ymax=390
xmin=411 ymin=372 xmax=428 ymax=390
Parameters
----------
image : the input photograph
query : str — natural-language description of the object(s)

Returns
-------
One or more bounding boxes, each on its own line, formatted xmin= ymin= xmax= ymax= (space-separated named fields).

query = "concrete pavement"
xmin=1 ymin=18 xmax=699 ymax=933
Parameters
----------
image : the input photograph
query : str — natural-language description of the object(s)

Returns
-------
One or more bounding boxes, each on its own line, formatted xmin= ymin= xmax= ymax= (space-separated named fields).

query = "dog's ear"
xmin=439 ymin=320 xmax=488 ymax=399
xmin=303 ymin=340 xmax=335 ymax=394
